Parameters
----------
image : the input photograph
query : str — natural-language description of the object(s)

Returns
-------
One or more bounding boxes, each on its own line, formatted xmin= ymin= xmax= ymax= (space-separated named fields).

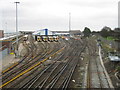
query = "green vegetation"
xmin=105 ymin=36 xmax=119 ymax=41
xmin=99 ymin=26 xmax=120 ymax=40
xmin=116 ymin=66 xmax=120 ymax=72
xmin=82 ymin=27 xmax=91 ymax=37
xmin=101 ymin=42 xmax=115 ymax=52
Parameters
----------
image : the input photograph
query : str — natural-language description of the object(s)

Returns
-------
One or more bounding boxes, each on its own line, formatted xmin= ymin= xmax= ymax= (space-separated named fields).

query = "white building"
xmin=33 ymin=29 xmax=53 ymax=35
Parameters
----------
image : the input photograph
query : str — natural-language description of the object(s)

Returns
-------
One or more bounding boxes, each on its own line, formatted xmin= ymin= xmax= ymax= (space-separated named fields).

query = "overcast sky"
xmin=0 ymin=0 xmax=119 ymax=32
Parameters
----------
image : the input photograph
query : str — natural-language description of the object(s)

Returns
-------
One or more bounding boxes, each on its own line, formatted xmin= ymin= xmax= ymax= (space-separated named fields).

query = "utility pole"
xmin=5 ymin=22 xmax=7 ymax=32
xmin=14 ymin=2 xmax=20 ymax=58
xmin=118 ymin=1 xmax=120 ymax=28
xmin=69 ymin=12 xmax=71 ymax=31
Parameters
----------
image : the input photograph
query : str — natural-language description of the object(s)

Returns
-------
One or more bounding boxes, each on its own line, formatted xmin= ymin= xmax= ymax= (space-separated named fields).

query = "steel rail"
xmin=2 ymin=41 xmax=56 ymax=81
xmin=44 ymin=46 xmax=78 ymax=89
xmin=18 ymin=50 xmax=66 ymax=89
xmin=26 ymin=44 xmax=70 ymax=88
xmin=0 ymin=45 xmax=65 ymax=88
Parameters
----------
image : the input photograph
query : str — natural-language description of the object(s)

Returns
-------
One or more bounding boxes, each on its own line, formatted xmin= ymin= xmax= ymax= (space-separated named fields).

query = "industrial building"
xmin=69 ymin=30 xmax=82 ymax=36
xmin=33 ymin=29 xmax=53 ymax=35
xmin=52 ymin=31 xmax=69 ymax=36
xmin=0 ymin=30 xmax=4 ymax=38
xmin=52 ymin=30 xmax=82 ymax=36
xmin=19 ymin=31 xmax=34 ymax=35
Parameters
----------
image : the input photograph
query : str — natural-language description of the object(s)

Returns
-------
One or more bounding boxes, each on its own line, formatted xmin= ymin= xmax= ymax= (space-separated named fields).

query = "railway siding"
xmin=1 ymin=37 xmax=114 ymax=89
xmin=2 ymin=41 xmax=61 ymax=84
xmin=0 ymin=46 xmax=65 ymax=88
xmin=84 ymin=39 xmax=114 ymax=88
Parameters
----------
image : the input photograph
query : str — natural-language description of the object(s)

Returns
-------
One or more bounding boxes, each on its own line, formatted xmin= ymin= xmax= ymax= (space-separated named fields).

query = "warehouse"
xmin=0 ymin=30 xmax=4 ymax=38
xmin=33 ymin=29 xmax=53 ymax=35
xmin=69 ymin=30 xmax=82 ymax=36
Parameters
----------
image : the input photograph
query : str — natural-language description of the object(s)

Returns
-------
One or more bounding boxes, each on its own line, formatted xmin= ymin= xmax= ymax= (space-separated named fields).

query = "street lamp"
xmin=69 ymin=12 xmax=71 ymax=31
xmin=69 ymin=12 xmax=72 ymax=36
xmin=14 ymin=2 xmax=20 ymax=58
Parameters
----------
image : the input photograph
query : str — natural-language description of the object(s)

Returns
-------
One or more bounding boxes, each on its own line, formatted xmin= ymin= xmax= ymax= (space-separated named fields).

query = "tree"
xmin=83 ymin=27 xmax=91 ymax=37
xmin=113 ymin=28 xmax=120 ymax=39
xmin=114 ymin=28 xmax=120 ymax=32
xmin=100 ymin=26 xmax=112 ymax=37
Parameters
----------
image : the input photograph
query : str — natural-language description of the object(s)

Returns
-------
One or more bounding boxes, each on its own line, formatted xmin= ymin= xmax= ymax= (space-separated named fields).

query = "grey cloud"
xmin=18 ymin=15 xmax=69 ymax=30
xmin=67 ymin=1 xmax=116 ymax=8
xmin=0 ymin=0 xmax=119 ymax=31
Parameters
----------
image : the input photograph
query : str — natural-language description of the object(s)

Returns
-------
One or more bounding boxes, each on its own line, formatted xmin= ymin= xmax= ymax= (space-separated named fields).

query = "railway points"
xmin=1 ymin=34 xmax=116 ymax=89
xmin=1 ymin=44 xmax=65 ymax=88
xmin=1 ymin=0 xmax=120 ymax=89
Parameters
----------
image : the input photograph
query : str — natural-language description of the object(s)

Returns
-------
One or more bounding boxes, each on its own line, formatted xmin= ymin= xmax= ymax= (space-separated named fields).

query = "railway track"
xmin=8 ymin=50 xmax=66 ymax=88
xmin=1 ymin=38 xmax=64 ymax=88
xmin=86 ymin=39 xmax=114 ymax=89
xmin=1 ymin=35 xmax=56 ymax=75
xmin=21 ymin=45 xmax=73 ymax=88
xmin=14 ymin=38 xmax=86 ymax=89
xmin=1 ymin=37 xmax=86 ymax=89
xmin=2 ymin=41 xmax=47 ymax=82
xmin=35 ymin=39 xmax=86 ymax=89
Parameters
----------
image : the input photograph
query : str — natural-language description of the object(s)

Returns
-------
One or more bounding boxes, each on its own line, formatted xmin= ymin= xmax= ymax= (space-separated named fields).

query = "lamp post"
xmin=69 ymin=12 xmax=71 ymax=31
xmin=69 ymin=12 xmax=72 ymax=36
xmin=118 ymin=1 xmax=120 ymax=28
xmin=14 ymin=2 xmax=20 ymax=58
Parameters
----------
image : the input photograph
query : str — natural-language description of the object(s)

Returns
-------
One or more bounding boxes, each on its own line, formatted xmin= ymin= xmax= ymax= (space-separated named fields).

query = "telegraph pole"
xmin=14 ymin=2 xmax=20 ymax=58
xmin=118 ymin=1 xmax=120 ymax=28
xmin=69 ymin=12 xmax=71 ymax=31
xmin=5 ymin=22 xmax=7 ymax=32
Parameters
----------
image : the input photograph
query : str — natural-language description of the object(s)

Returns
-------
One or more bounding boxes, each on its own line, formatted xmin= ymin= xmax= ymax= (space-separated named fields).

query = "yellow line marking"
xmin=2 ymin=63 xmax=19 ymax=74
xmin=2 ymin=50 xmax=53 ymax=74
xmin=3 ymin=48 xmax=57 ymax=73
xmin=0 ymin=46 xmax=65 ymax=88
